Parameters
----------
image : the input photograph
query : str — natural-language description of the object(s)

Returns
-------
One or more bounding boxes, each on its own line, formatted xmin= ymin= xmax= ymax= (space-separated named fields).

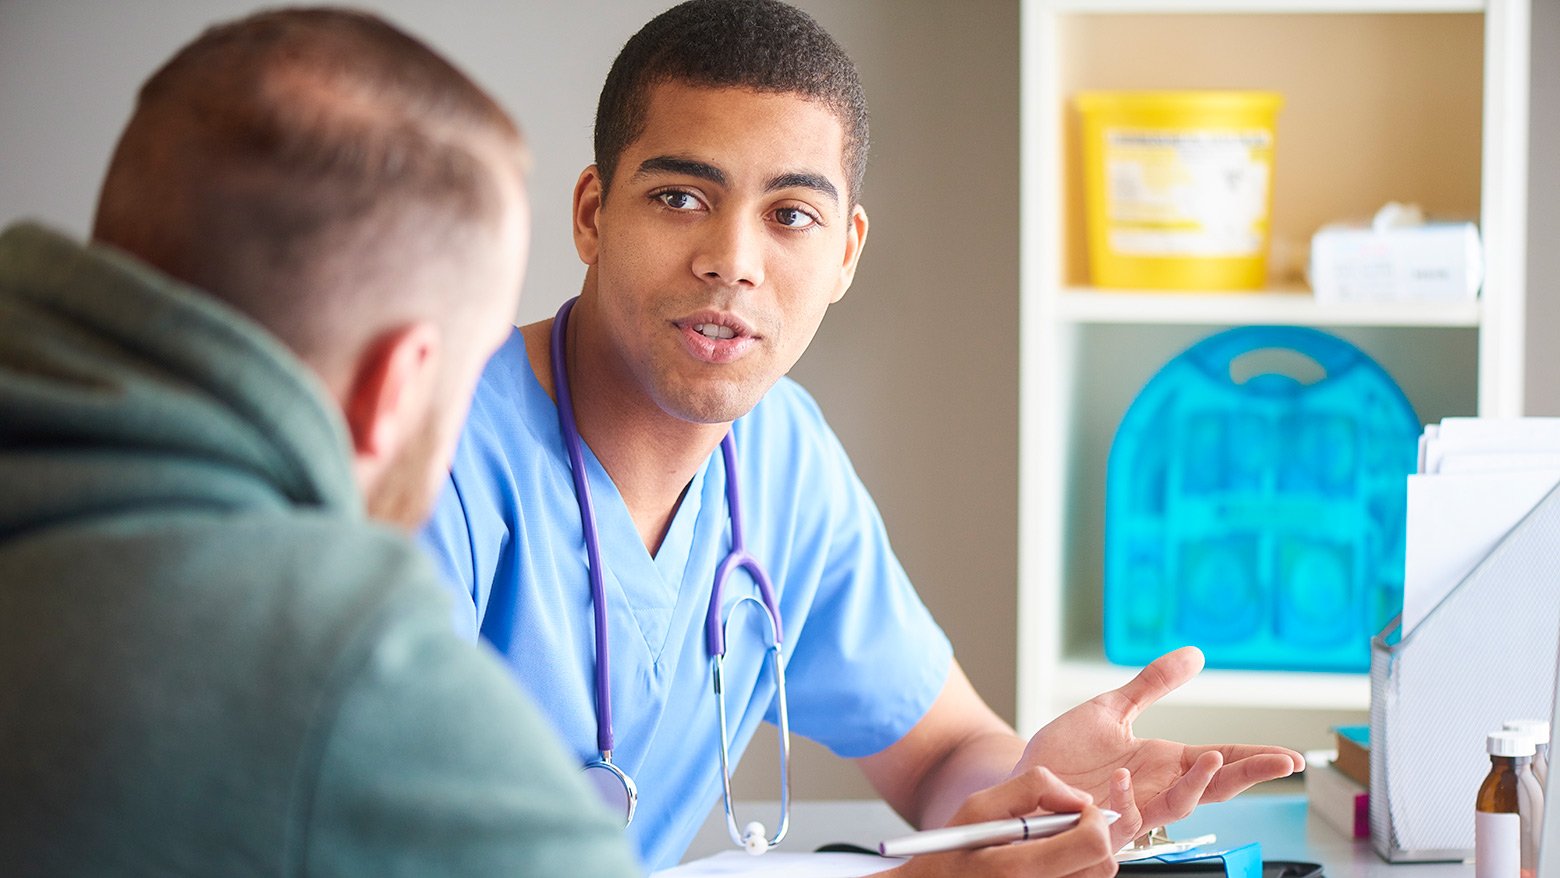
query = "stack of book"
xmin=1304 ymin=725 xmax=1369 ymax=840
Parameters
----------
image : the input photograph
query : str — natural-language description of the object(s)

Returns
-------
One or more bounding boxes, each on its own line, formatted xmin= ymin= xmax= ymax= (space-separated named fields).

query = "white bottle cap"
xmin=1489 ymin=730 xmax=1537 ymax=757
xmin=1504 ymin=719 xmax=1551 ymax=743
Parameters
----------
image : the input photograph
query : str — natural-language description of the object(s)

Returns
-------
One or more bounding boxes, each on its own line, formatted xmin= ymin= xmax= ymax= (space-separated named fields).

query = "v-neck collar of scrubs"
xmin=518 ymin=329 xmax=717 ymax=663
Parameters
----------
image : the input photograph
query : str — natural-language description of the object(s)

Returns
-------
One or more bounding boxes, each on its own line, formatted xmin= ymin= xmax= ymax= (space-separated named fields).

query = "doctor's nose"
xmin=692 ymin=215 xmax=765 ymax=289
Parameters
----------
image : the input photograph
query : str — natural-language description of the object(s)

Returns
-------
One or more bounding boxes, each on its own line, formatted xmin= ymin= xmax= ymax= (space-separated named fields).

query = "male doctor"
xmin=421 ymin=0 xmax=1304 ymax=873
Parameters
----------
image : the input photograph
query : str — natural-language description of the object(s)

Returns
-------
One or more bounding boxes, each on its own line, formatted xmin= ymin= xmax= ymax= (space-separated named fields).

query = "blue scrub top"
xmin=419 ymin=328 xmax=952 ymax=870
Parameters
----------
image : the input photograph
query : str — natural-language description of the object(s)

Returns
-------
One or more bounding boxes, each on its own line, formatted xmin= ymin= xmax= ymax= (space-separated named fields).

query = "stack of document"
xmin=1403 ymin=418 xmax=1560 ymax=639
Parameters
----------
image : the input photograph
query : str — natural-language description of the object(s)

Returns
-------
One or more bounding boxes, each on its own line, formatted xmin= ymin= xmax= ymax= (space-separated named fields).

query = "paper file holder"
xmin=1369 ymin=480 xmax=1560 ymax=861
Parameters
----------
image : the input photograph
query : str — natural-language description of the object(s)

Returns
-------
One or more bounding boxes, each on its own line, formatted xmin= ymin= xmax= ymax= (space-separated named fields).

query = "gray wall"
xmin=0 ymin=0 xmax=1021 ymax=803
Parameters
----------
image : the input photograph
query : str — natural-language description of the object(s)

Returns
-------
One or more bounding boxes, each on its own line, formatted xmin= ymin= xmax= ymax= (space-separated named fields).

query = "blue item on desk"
xmin=1119 ymin=843 xmax=1323 ymax=878
xmin=1104 ymin=326 xmax=1420 ymax=672
xmin=1123 ymin=842 xmax=1265 ymax=878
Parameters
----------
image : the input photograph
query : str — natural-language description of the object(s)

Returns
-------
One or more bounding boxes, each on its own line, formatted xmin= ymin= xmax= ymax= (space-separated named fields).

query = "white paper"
xmin=1405 ymin=418 xmax=1560 ymax=637
xmin=1402 ymin=469 xmax=1560 ymax=637
xmin=1437 ymin=452 xmax=1560 ymax=475
xmin=653 ymin=851 xmax=903 ymax=878
xmin=1423 ymin=418 xmax=1560 ymax=474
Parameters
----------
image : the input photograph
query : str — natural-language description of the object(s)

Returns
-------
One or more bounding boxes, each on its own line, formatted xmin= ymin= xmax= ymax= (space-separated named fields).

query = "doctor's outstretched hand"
xmin=885 ymin=767 xmax=1118 ymax=878
xmin=1017 ymin=646 xmax=1305 ymax=848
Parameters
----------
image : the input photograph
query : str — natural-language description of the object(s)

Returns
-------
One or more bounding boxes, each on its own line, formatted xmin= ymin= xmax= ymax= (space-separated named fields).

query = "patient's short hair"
xmin=594 ymin=0 xmax=869 ymax=203
xmin=92 ymin=7 xmax=527 ymax=372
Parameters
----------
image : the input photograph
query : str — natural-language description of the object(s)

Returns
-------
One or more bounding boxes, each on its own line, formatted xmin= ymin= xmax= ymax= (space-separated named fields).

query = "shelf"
xmin=1054 ymin=289 xmax=1483 ymax=327
xmin=1036 ymin=0 xmax=1484 ymax=13
xmin=1053 ymin=659 xmax=1371 ymax=710
xmin=1016 ymin=0 xmax=1528 ymax=736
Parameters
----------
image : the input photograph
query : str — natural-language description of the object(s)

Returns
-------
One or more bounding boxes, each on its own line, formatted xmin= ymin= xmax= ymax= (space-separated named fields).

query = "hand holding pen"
xmin=880 ymin=808 xmax=1122 ymax=857
xmin=880 ymin=767 xmax=1120 ymax=878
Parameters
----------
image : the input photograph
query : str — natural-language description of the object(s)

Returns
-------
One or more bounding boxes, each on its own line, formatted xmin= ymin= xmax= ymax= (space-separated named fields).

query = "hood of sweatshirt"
xmin=0 ymin=222 xmax=360 ymax=542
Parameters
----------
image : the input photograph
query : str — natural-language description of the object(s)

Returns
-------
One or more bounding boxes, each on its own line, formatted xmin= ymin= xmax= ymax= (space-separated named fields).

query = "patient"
xmin=0 ymin=8 xmax=638 ymax=874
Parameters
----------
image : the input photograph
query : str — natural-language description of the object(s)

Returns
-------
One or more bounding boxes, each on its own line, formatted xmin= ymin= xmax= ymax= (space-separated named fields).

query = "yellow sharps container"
xmin=1077 ymin=91 xmax=1283 ymax=291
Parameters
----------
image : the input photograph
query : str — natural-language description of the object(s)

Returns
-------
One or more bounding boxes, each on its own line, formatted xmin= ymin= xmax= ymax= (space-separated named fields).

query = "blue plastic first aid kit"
xmin=1104 ymin=326 xmax=1420 ymax=672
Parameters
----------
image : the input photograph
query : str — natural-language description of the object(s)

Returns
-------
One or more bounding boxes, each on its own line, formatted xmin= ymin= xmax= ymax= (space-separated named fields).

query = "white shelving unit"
xmin=1016 ymin=0 xmax=1530 ymax=734
xmin=1054 ymin=290 xmax=1484 ymax=327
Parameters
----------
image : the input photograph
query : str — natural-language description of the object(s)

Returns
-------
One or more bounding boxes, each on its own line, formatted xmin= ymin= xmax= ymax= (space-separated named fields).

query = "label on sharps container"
xmin=1103 ymin=129 xmax=1272 ymax=258
xmin=1475 ymin=810 xmax=1521 ymax=878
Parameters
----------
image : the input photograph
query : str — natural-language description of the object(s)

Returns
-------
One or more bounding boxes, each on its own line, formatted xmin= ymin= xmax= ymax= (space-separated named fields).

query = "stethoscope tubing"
xmin=707 ymin=437 xmax=783 ymax=656
xmin=549 ymin=296 xmax=789 ymax=849
xmin=550 ymin=297 xmax=615 ymax=755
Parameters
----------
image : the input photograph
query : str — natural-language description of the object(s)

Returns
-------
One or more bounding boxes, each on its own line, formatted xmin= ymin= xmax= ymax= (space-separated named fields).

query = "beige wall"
xmin=766 ymin=0 xmax=1022 ymax=800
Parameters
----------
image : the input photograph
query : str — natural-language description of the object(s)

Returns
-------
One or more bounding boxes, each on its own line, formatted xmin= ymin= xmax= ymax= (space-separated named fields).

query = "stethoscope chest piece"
xmin=582 ymin=754 xmax=638 ymax=828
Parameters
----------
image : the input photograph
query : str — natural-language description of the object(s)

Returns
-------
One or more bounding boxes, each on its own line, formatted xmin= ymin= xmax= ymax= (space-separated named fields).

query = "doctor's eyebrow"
xmin=633 ymin=156 xmax=726 ymax=187
xmin=765 ymin=172 xmax=838 ymax=207
xmin=631 ymin=156 xmax=840 ymax=207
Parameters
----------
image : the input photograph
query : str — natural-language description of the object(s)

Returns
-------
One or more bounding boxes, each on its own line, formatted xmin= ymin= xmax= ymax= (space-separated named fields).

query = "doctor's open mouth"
xmin=673 ymin=313 xmax=761 ymax=364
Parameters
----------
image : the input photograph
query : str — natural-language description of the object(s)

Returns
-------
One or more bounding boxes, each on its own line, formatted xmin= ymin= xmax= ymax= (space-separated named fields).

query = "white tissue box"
xmin=1309 ymin=221 xmax=1482 ymax=304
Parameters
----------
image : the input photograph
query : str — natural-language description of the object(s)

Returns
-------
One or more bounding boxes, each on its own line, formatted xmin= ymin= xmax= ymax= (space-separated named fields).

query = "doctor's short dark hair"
xmin=593 ymin=0 xmax=869 ymax=204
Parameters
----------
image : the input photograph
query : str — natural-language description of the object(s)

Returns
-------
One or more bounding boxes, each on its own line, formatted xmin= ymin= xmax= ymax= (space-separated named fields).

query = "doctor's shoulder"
xmin=436 ymin=326 xmax=562 ymax=524
xmin=736 ymin=376 xmax=862 ymax=494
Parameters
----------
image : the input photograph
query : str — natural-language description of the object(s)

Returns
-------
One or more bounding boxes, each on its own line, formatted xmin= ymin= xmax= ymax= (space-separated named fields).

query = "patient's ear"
xmin=341 ymin=321 xmax=442 ymax=463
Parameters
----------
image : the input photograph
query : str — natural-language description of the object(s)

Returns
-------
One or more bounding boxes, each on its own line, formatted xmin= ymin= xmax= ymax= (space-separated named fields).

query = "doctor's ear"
xmin=341 ymin=321 xmax=442 ymax=462
xmin=572 ymin=164 xmax=605 ymax=266
xmin=832 ymin=204 xmax=869 ymax=304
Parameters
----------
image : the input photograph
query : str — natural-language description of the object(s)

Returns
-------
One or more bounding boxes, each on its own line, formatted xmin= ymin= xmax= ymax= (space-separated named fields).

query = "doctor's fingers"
xmin=1139 ymin=751 xmax=1221 ymax=829
xmin=956 ymin=766 xmax=1092 ymax=825
xmin=1106 ymin=768 xmax=1144 ymax=849
xmin=975 ymin=806 xmax=1120 ymax=878
xmin=1106 ymin=647 xmax=1204 ymax=721
xmin=890 ymin=808 xmax=1119 ymax=878
xmin=1196 ymin=751 xmax=1302 ymax=803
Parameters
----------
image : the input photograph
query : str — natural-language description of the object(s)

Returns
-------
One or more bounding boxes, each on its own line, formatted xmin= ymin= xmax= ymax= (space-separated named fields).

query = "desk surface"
xmin=684 ymin=794 xmax=1475 ymax=878
xmin=1168 ymin=795 xmax=1470 ymax=878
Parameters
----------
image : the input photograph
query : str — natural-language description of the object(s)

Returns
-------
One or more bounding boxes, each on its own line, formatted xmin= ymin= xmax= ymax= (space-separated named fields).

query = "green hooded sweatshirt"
xmin=0 ymin=223 xmax=642 ymax=877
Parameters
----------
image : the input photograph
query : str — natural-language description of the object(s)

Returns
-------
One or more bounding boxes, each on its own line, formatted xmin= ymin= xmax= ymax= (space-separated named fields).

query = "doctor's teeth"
xmin=695 ymin=324 xmax=736 ymax=340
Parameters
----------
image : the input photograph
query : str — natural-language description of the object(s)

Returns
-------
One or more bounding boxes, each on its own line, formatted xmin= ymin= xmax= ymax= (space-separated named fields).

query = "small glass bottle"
xmin=1478 ymin=730 xmax=1537 ymax=878
xmin=1504 ymin=720 xmax=1548 ymax=872
xmin=1505 ymin=720 xmax=1551 ymax=789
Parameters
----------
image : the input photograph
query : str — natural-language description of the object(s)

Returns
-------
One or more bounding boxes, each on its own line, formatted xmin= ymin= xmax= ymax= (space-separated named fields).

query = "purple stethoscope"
xmin=550 ymin=297 xmax=791 ymax=855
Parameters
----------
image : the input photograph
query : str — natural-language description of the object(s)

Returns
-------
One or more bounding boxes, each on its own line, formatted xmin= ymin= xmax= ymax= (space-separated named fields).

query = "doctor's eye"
xmin=652 ymin=189 xmax=705 ymax=212
xmin=771 ymin=206 xmax=820 ymax=231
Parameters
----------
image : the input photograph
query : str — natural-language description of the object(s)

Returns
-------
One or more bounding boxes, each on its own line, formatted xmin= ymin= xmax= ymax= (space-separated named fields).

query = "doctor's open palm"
xmin=1018 ymin=646 xmax=1305 ymax=848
